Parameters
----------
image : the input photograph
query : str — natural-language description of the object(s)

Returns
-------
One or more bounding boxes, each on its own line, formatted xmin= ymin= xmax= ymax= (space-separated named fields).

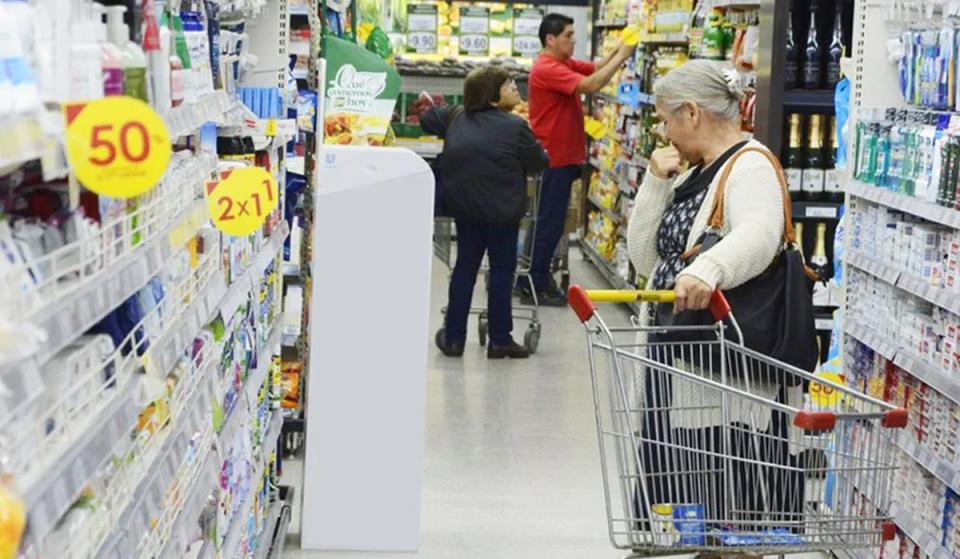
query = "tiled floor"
xmin=279 ymin=252 xmax=829 ymax=559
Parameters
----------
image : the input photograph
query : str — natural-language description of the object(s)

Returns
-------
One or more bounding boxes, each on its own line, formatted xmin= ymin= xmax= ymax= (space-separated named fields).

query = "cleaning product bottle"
xmin=171 ymin=12 xmax=195 ymax=103
xmin=156 ymin=4 xmax=173 ymax=108
xmin=68 ymin=0 xmax=104 ymax=100
xmin=106 ymin=5 xmax=148 ymax=102
xmin=93 ymin=3 xmax=124 ymax=96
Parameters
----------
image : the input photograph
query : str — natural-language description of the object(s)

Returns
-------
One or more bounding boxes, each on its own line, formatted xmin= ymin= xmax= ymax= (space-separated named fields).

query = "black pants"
xmin=445 ymin=220 xmax=519 ymax=346
xmin=529 ymin=165 xmax=579 ymax=292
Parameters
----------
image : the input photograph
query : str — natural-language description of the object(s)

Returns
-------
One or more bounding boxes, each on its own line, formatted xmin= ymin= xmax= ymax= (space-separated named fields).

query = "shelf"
xmin=783 ymin=89 xmax=836 ymax=110
xmin=579 ymin=240 xmax=640 ymax=314
xmin=639 ymin=32 xmax=688 ymax=45
xmin=254 ymin=496 xmax=285 ymax=559
xmin=221 ymin=410 xmax=284 ymax=559
xmin=594 ymin=18 xmax=627 ymax=28
xmin=219 ymin=323 xmax=282 ymax=452
xmin=847 ymin=179 xmax=960 ymax=229
xmin=164 ymin=90 xmax=235 ymax=137
xmin=157 ymin=450 xmax=220 ymax=558
xmin=217 ymin=221 xmax=290 ymax=323
xmin=714 ymin=0 xmax=762 ymax=6
xmin=21 ymin=377 xmax=142 ymax=549
xmin=847 ymin=248 xmax=960 ymax=316
xmin=897 ymin=437 xmax=960 ymax=495
xmin=844 ymin=317 xmax=960 ymax=405
xmin=890 ymin=505 xmax=953 ymax=559
xmin=588 ymin=194 xmax=621 ymax=224
xmin=792 ymin=200 xmax=842 ymax=220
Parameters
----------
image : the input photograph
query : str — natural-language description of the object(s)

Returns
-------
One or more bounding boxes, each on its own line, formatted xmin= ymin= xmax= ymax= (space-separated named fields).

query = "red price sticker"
xmin=63 ymin=97 xmax=171 ymax=199
xmin=206 ymin=167 xmax=279 ymax=237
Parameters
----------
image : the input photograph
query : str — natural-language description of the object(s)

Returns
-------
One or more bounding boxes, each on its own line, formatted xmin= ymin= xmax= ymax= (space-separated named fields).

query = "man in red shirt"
xmin=524 ymin=13 xmax=635 ymax=306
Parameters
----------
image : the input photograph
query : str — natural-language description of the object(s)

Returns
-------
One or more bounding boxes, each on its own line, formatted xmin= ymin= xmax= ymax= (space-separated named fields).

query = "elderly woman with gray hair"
xmin=627 ymin=59 xmax=804 ymax=551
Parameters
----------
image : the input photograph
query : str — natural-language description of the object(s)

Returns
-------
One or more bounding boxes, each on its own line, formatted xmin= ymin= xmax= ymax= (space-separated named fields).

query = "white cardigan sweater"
xmin=627 ymin=139 xmax=784 ymax=292
xmin=626 ymin=139 xmax=798 ymax=432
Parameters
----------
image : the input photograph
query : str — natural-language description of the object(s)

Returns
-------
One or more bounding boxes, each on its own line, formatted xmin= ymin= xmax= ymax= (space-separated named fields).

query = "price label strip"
xmin=63 ymin=96 xmax=172 ymax=199
xmin=206 ymin=167 xmax=279 ymax=237
xmin=406 ymin=4 xmax=439 ymax=54
xmin=512 ymin=7 xmax=544 ymax=58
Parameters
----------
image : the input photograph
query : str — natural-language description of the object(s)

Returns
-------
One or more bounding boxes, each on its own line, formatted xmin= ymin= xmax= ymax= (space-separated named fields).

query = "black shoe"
xmin=487 ymin=340 xmax=530 ymax=359
xmin=435 ymin=328 xmax=464 ymax=357
xmin=518 ymin=287 xmax=566 ymax=307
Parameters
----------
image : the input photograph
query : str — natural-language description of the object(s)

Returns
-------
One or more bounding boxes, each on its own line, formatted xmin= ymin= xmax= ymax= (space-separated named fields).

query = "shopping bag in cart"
xmin=657 ymin=148 xmax=818 ymax=384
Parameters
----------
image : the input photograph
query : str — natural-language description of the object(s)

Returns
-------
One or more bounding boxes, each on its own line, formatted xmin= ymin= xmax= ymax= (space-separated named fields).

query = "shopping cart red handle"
xmin=566 ymin=285 xmax=732 ymax=323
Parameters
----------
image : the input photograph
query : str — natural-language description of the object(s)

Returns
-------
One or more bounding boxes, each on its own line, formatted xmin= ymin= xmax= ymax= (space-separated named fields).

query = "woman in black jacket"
xmin=423 ymin=66 xmax=549 ymax=359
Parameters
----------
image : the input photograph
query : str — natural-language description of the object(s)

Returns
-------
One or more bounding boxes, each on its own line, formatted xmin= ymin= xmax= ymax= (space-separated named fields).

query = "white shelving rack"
xmin=838 ymin=1 xmax=960 ymax=557
xmin=1 ymin=2 xmax=295 ymax=557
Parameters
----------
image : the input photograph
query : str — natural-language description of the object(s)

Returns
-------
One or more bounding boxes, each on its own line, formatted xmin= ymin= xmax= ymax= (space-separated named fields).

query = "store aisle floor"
xmin=283 ymin=252 xmax=639 ymax=559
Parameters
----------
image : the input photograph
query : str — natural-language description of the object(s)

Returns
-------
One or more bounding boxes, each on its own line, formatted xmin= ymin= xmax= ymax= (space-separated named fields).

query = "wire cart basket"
xmin=433 ymin=173 xmax=570 ymax=353
xmin=566 ymin=285 xmax=907 ymax=557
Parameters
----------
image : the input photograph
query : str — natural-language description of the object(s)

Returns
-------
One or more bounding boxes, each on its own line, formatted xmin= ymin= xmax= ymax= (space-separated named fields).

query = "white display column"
xmin=301 ymin=145 xmax=434 ymax=551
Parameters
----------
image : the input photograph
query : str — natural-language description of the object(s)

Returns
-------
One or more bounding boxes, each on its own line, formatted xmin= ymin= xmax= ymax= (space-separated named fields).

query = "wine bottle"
xmin=811 ymin=222 xmax=831 ymax=281
xmin=825 ymin=2 xmax=844 ymax=88
xmin=786 ymin=113 xmax=805 ymax=193
xmin=803 ymin=114 xmax=826 ymax=198
xmin=784 ymin=9 xmax=799 ymax=89
xmin=802 ymin=2 xmax=822 ymax=89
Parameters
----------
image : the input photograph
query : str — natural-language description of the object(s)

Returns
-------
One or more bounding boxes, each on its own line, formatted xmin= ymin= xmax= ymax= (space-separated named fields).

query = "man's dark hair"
xmin=463 ymin=66 xmax=512 ymax=112
xmin=539 ymin=13 xmax=574 ymax=47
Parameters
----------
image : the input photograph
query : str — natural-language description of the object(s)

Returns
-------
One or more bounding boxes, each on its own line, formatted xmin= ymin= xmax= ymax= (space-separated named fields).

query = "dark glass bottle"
xmin=802 ymin=2 xmax=822 ymax=89
xmin=784 ymin=9 xmax=799 ymax=89
xmin=825 ymin=2 xmax=844 ymax=88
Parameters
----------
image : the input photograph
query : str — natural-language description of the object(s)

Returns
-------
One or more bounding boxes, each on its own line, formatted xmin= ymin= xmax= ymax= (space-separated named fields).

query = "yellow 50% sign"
xmin=809 ymin=372 xmax=845 ymax=408
xmin=63 ymin=97 xmax=171 ymax=198
xmin=206 ymin=167 xmax=279 ymax=237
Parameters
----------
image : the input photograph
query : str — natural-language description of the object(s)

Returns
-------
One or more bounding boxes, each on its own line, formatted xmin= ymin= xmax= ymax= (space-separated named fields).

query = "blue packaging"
xmin=672 ymin=504 xmax=706 ymax=545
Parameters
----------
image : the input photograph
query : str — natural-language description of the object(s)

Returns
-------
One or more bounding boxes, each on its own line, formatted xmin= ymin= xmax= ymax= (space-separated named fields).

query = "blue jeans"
xmin=445 ymin=221 xmax=519 ymax=346
xmin=530 ymin=165 xmax=580 ymax=292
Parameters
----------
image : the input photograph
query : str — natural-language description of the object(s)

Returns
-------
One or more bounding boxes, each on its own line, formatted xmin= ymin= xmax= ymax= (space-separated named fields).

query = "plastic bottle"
xmin=68 ymin=0 xmax=104 ymax=100
xmin=105 ymin=5 xmax=148 ymax=102
xmin=93 ymin=3 xmax=124 ymax=96
xmin=182 ymin=10 xmax=213 ymax=96
xmin=171 ymin=13 xmax=195 ymax=103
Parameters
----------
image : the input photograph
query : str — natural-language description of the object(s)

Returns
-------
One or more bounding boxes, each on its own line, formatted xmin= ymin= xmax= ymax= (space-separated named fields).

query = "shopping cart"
xmin=567 ymin=285 xmax=907 ymax=557
xmin=433 ymin=174 xmax=562 ymax=353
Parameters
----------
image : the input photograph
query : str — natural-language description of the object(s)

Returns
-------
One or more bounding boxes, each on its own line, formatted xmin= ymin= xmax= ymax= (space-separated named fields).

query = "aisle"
xmin=284 ymin=252 xmax=635 ymax=558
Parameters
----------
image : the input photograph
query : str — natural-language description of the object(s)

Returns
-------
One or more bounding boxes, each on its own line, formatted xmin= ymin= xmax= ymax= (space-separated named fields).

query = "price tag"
xmin=805 ymin=205 xmax=838 ymax=219
xmin=63 ymin=97 xmax=171 ymax=199
xmin=406 ymin=4 xmax=438 ymax=53
xmin=459 ymin=7 xmax=489 ymax=34
xmin=206 ymin=167 xmax=279 ymax=237
xmin=460 ymin=34 xmax=489 ymax=55
xmin=512 ymin=7 xmax=544 ymax=57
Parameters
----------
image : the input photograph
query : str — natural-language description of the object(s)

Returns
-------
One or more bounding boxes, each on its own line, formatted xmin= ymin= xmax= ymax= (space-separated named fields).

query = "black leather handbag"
xmin=654 ymin=147 xmax=819 ymax=385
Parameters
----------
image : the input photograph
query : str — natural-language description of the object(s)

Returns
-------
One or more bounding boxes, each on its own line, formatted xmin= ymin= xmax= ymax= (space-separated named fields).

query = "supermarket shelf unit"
xmin=1 ymin=2 xmax=299 ymax=557
xmin=835 ymin=0 xmax=960 ymax=556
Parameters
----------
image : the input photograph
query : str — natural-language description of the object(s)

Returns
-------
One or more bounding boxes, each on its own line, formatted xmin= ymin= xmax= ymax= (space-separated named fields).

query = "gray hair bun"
xmin=720 ymin=67 xmax=746 ymax=101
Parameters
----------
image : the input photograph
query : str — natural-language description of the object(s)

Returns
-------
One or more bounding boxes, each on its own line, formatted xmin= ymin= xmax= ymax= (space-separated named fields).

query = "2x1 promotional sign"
xmin=63 ymin=96 xmax=172 ymax=198
xmin=206 ymin=167 xmax=279 ymax=237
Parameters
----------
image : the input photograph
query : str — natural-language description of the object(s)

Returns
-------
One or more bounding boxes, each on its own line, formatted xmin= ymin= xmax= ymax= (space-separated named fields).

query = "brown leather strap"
xmin=706 ymin=146 xmax=797 ymax=244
